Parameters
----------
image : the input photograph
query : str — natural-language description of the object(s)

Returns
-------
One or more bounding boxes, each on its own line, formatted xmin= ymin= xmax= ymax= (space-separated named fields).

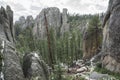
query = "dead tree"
xmin=44 ymin=11 xmax=54 ymax=69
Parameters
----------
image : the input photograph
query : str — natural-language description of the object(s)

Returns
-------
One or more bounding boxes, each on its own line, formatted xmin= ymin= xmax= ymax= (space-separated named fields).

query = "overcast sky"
xmin=0 ymin=0 xmax=109 ymax=21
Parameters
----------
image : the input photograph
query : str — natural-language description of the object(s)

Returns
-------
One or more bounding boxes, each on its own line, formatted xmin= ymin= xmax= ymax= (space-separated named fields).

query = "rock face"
xmin=3 ymin=41 xmax=24 ymax=80
xmin=15 ymin=15 xmax=34 ymax=30
xmin=0 ymin=6 xmax=24 ymax=80
xmin=101 ymin=0 xmax=120 ymax=73
xmin=0 ymin=6 xmax=14 ymax=43
xmin=0 ymin=6 xmax=50 ymax=80
xmin=23 ymin=52 xmax=49 ymax=80
xmin=60 ymin=8 xmax=70 ymax=36
xmin=33 ymin=7 xmax=69 ymax=39
xmin=90 ymin=72 xmax=109 ymax=79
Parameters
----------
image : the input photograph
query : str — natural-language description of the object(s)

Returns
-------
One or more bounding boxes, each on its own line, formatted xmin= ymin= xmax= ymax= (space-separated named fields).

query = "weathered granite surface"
xmin=0 ymin=5 xmax=24 ymax=80
xmin=102 ymin=0 xmax=120 ymax=73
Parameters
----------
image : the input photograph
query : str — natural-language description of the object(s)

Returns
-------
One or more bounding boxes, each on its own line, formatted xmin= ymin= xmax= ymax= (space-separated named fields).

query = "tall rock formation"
xmin=33 ymin=7 xmax=69 ymax=39
xmin=0 ymin=6 xmax=24 ymax=80
xmin=14 ymin=7 xmax=70 ymax=39
xmin=33 ymin=7 xmax=61 ymax=39
xmin=15 ymin=15 xmax=34 ymax=30
xmin=60 ymin=8 xmax=70 ymax=36
xmin=102 ymin=0 xmax=120 ymax=73
xmin=0 ymin=6 xmax=50 ymax=80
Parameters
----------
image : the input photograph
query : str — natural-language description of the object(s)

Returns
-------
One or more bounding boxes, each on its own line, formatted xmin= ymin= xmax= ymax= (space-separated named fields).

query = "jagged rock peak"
xmin=0 ymin=5 xmax=24 ymax=80
xmin=62 ymin=8 xmax=68 ymax=23
xmin=15 ymin=15 xmax=34 ymax=29
xmin=0 ymin=5 xmax=14 ymax=42
xmin=26 ymin=15 xmax=33 ymax=22
xmin=33 ymin=7 xmax=70 ymax=39
xmin=15 ymin=7 xmax=70 ymax=39
xmin=19 ymin=16 xmax=25 ymax=23
xmin=6 ymin=5 xmax=11 ymax=11
xmin=60 ymin=8 xmax=69 ymax=36
xmin=42 ymin=7 xmax=60 ymax=11
xmin=33 ymin=7 xmax=62 ymax=39
xmin=0 ymin=6 xmax=8 ymax=19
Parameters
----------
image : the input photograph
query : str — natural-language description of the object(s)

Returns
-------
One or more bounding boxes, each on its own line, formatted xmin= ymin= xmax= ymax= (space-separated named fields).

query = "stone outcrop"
xmin=3 ymin=41 xmax=25 ymax=80
xmin=15 ymin=15 xmax=34 ymax=30
xmin=0 ymin=6 xmax=14 ymax=43
xmin=101 ymin=0 xmax=120 ymax=73
xmin=33 ymin=7 xmax=61 ymax=39
xmin=33 ymin=7 xmax=69 ymax=39
xmin=0 ymin=6 xmax=24 ymax=80
xmin=23 ymin=52 xmax=49 ymax=80
xmin=60 ymin=8 xmax=70 ymax=36
xmin=90 ymin=72 xmax=109 ymax=79
xmin=14 ymin=7 xmax=70 ymax=39
xmin=0 ymin=6 xmax=50 ymax=80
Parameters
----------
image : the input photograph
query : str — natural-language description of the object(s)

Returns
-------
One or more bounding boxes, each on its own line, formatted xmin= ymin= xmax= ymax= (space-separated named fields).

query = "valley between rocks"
xmin=0 ymin=0 xmax=120 ymax=80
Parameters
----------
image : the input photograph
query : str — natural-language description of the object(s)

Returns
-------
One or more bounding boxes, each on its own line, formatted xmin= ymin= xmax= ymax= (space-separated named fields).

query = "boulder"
xmin=76 ymin=67 xmax=88 ymax=73
xmin=23 ymin=52 xmax=49 ymax=80
xmin=90 ymin=72 xmax=109 ymax=79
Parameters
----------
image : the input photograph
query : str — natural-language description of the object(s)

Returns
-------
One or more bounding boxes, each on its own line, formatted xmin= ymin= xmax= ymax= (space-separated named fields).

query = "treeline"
xmin=15 ymin=26 xmax=83 ymax=65
xmin=68 ymin=14 xmax=96 ymax=29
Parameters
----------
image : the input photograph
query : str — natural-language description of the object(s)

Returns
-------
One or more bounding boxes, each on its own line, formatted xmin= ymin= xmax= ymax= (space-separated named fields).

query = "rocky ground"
xmin=60 ymin=59 xmax=116 ymax=80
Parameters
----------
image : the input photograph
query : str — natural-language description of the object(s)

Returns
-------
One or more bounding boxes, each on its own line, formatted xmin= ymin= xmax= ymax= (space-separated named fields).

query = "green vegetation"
xmin=15 ymin=26 xmax=83 ymax=66
xmin=87 ymin=15 xmax=103 ymax=43
xmin=15 ymin=14 xmax=105 ymax=80
xmin=95 ymin=63 xmax=120 ymax=80
xmin=15 ymin=14 xmax=100 ymax=65
xmin=68 ymin=14 xmax=94 ymax=29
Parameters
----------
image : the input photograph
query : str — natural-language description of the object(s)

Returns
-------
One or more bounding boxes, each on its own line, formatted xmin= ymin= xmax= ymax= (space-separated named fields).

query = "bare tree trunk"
xmin=44 ymin=11 xmax=54 ymax=69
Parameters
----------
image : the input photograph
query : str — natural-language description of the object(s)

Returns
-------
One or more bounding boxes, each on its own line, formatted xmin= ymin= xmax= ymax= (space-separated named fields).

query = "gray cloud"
xmin=95 ymin=4 xmax=106 ymax=11
xmin=0 ymin=1 xmax=6 ymax=6
xmin=12 ymin=3 xmax=26 ymax=11
xmin=0 ymin=0 xmax=109 ymax=21
xmin=61 ymin=0 xmax=108 ymax=14
xmin=30 ymin=5 xmax=42 ymax=10
xmin=67 ymin=0 xmax=81 ymax=6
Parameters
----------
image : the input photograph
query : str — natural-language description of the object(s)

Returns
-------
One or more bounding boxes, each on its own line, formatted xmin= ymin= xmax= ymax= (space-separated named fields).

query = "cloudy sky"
xmin=0 ymin=0 xmax=109 ymax=21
